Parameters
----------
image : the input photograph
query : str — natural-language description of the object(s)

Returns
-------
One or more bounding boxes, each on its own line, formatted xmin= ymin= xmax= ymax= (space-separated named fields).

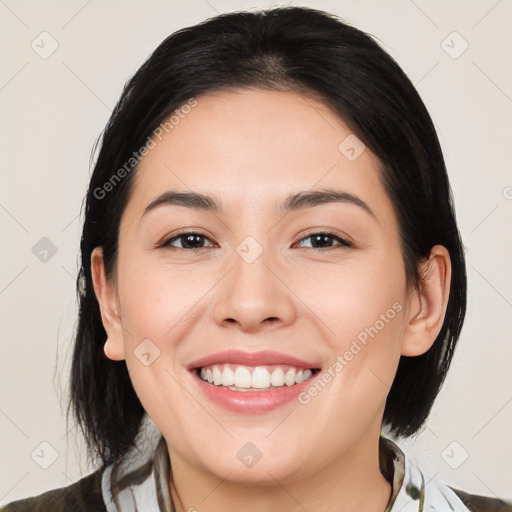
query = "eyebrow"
xmin=142 ymin=188 xmax=375 ymax=219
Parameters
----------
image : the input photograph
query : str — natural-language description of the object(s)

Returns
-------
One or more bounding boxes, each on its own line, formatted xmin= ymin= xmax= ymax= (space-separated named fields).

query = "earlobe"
xmin=103 ymin=337 xmax=125 ymax=361
xmin=90 ymin=247 xmax=126 ymax=361
xmin=401 ymin=245 xmax=451 ymax=357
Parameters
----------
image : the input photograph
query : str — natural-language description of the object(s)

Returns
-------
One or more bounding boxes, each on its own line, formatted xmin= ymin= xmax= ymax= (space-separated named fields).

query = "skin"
xmin=91 ymin=88 xmax=451 ymax=512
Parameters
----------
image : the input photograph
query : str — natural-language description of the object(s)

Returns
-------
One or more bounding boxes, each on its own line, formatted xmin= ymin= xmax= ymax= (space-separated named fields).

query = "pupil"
xmin=313 ymin=234 xmax=331 ymax=248
xmin=184 ymin=235 xmax=203 ymax=248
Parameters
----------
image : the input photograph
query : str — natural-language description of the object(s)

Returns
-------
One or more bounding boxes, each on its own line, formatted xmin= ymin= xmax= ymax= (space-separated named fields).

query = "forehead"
xmin=129 ymin=88 xmax=387 ymax=215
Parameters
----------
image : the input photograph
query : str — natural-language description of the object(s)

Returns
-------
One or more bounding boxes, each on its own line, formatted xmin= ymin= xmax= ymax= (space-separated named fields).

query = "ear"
xmin=401 ymin=245 xmax=452 ymax=357
xmin=90 ymin=247 xmax=126 ymax=361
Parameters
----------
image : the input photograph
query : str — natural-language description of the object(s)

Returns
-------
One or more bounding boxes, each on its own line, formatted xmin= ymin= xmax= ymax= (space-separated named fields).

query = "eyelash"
xmin=159 ymin=230 xmax=353 ymax=251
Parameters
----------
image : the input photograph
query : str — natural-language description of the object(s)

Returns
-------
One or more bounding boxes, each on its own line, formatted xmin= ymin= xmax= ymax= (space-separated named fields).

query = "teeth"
xmin=252 ymin=367 xmax=271 ymax=388
xmin=222 ymin=366 xmax=235 ymax=386
xmin=285 ymin=368 xmax=296 ymax=386
xmin=270 ymin=367 xmax=285 ymax=386
xmin=198 ymin=364 xmax=315 ymax=389
xmin=213 ymin=366 xmax=223 ymax=385
xmin=234 ymin=366 xmax=252 ymax=388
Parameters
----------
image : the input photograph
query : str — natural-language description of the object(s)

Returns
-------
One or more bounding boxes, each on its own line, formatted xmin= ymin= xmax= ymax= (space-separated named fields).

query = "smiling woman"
xmin=2 ymin=5 xmax=511 ymax=512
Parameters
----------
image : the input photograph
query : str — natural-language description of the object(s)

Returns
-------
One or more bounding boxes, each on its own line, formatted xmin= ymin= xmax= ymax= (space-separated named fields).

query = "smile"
xmin=197 ymin=363 xmax=319 ymax=391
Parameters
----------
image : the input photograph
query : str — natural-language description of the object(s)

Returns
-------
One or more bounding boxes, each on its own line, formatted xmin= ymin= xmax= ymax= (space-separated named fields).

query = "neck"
xmin=166 ymin=429 xmax=393 ymax=512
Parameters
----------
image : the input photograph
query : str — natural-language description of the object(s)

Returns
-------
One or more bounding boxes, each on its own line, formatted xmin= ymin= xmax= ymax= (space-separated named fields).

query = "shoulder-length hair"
xmin=69 ymin=6 xmax=467 ymax=466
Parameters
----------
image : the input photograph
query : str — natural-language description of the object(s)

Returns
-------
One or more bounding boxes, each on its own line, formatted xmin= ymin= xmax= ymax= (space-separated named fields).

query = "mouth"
xmin=187 ymin=349 xmax=323 ymax=412
xmin=188 ymin=351 xmax=323 ymax=413
xmin=194 ymin=363 xmax=321 ymax=392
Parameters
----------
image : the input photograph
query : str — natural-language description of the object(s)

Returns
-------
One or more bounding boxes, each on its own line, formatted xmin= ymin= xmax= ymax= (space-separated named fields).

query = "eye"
xmin=160 ymin=231 xmax=215 ymax=250
xmin=294 ymin=231 xmax=352 ymax=250
xmin=159 ymin=230 xmax=352 ymax=251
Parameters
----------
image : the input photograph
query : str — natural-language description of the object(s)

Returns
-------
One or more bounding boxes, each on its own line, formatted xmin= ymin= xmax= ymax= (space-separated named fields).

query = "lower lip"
xmin=191 ymin=370 xmax=320 ymax=413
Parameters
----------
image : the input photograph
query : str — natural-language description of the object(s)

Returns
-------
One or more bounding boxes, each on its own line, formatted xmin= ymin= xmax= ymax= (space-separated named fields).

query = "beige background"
xmin=1 ymin=0 xmax=511 ymax=505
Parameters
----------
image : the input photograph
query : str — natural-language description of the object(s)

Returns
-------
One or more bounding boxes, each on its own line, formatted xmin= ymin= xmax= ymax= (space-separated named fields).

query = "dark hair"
xmin=69 ymin=5 xmax=467 ymax=467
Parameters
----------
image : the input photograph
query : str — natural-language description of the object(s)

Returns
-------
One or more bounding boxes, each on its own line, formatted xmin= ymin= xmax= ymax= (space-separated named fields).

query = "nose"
xmin=213 ymin=246 xmax=297 ymax=334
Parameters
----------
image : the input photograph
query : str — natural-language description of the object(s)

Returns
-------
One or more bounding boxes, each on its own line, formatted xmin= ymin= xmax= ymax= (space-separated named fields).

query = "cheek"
xmin=294 ymin=252 xmax=407 ymax=396
xmin=115 ymin=254 xmax=207 ymax=343
xmin=114 ymin=258 xmax=203 ymax=428
xmin=294 ymin=251 xmax=406 ymax=339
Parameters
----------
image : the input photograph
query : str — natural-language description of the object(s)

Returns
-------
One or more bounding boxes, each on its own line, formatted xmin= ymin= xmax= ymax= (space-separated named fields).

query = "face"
xmin=93 ymin=88 xmax=433 ymax=485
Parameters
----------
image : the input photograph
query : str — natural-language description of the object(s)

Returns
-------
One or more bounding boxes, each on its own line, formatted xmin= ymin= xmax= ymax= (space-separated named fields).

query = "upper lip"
xmin=187 ymin=349 xmax=321 ymax=370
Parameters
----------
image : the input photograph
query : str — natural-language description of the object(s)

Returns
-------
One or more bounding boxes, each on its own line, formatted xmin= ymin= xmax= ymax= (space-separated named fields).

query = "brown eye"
xmin=161 ymin=232 xmax=215 ymax=250
xmin=295 ymin=232 xmax=352 ymax=249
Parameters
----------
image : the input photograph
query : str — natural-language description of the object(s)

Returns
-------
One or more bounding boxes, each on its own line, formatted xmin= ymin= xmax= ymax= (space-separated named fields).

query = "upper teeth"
xmin=199 ymin=364 xmax=314 ymax=389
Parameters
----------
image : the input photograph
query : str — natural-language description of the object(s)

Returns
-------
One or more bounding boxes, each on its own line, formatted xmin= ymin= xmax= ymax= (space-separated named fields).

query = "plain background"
xmin=1 ymin=0 xmax=511 ymax=505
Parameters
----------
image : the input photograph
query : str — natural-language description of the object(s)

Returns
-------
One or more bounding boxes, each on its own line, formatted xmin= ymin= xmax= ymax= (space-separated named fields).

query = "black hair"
xmin=69 ymin=6 xmax=467 ymax=467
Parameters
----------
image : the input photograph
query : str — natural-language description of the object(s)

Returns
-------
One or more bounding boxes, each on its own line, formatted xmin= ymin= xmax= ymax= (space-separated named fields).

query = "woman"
xmin=2 ymin=6 xmax=511 ymax=512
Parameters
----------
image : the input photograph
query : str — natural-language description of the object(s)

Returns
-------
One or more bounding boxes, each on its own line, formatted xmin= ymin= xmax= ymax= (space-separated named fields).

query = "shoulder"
xmin=449 ymin=486 xmax=512 ymax=512
xmin=0 ymin=467 xmax=106 ymax=512
xmin=379 ymin=435 xmax=512 ymax=512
